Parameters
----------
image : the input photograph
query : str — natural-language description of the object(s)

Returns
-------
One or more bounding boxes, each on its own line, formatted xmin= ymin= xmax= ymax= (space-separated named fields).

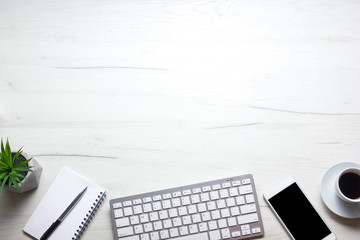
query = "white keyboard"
xmin=110 ymin=174 xmax=264 ymax=240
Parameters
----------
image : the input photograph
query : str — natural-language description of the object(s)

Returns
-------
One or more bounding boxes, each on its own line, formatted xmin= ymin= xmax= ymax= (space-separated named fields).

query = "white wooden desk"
xmin=1 ymin=0 xmax=360 ymax=239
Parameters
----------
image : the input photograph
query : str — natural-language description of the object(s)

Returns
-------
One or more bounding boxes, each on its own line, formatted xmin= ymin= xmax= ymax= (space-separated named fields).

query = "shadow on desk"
xmin=321 ymin=201 xmax=360 ymax=227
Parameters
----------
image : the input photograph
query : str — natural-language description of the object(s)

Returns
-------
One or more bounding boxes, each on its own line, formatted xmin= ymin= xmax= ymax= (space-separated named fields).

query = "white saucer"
xmin=321 ymin=162 xmax=360 ymax=219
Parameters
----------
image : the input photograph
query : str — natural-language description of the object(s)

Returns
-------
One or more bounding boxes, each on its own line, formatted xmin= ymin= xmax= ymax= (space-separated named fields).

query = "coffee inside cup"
xmin=338 ymin=172 xmax=360 ymax=199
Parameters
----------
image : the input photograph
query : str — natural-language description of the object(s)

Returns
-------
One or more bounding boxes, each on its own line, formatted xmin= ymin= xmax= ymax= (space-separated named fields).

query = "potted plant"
xmin=0 ymin=139 xmax=42 ymax=194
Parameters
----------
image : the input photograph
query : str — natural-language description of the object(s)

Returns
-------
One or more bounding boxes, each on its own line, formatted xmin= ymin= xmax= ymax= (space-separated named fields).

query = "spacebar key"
xmin=172 ymin=232 xmax=209 ymax=240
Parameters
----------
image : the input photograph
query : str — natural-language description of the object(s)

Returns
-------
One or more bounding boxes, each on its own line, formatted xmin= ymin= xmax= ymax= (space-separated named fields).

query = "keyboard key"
xmin=162 ymin=200 xmax=171 ymax=209
xmin=192 ymin=188 xmax=201 ymax=194
xmin=199 ymin=222 xmax=208 ymax=232
xmin=118 ymin=226 xmax=134 ymax=237
xmin=209 ymin=229 xmax=221 ymax=240
xmin=113 ymin=202 xmax=122 ymax=208
xmin=219 ymin=189 xmax=229 ymax=198
xmin=221 ymin=228 xmax=231 ymax=239
xmin=114 ymin=208 xmax=123 ymax=218
xmin=208 ymin=220 xmax=217 ymax=230
xmin=221 ymin=208 xmax=230 ymax=218
xmin=169 ymin=228 xmax=179 ymax=237
xmin=201 ymin=193 xmax=210 ymax=202
xmin=192 ymin=213 xmax=201 ymax=223
xmin=173 ymin=217 xmax=182 ymax=227
xmin=210 ymin=191 xmax=219 ymax=200
xmin=149 ymin=212 xmax=159 ymax=221
xmin=188 ymin=205 xmax=197 ymax=214
xmin=226 ymin=198 xmax=235 ymax=207
xmin=163 ymin=219 xmax=172 ymax=228
xmin=133 ymin=205 xmax=143 ymax=214
xmin=242 ymin=178 xmax=251 ymax=185
xmin=143 ymin=197 xmax=152 ymax=203
xmin=153 ymin=195 xmax=161 ymax=201
xmin=222 ymin=182 xmax=231 ymax=188
xmin=163 ymin=193 xmax=171 ymax=199
xmin=229 ymin=188 xmax=239 ymax=197
xmin=150 ymin=231 xmax=159 ymax=240
xmin=181 ymin=196 xmax=191 ymax=205
xmin=212 ymin=184 xmax=221 ymax=190
xmin=227 ymin=217 xmax=237 ymax=227
xmin=237 ymin=213 xmax=259 ymax=225
xmin=230 ymin=206 xmax=240 ymax=216
xmin=236 ymin=196 xmax=245 ymax=205
xmin=119 ymin=236 xmax=139 ymax=240
xmin=211 ymin=210 xmax=221 ymax=220
xmin=130 ymin=215 xmax=139 ymax=225
xmin=172 ymin=191 xmax=181 ymax=197
xmin=216 ymin=199 xmax=226 ymax=209
xmin=191 ymin=194 xmax=200 ymax=204
xmin=134 ymin=224 xmax=143 ymax=234
xmin=140 ymin=214 xmax=149 ymax=223
xmin=124 ymin=207 xmax=133 ymax=216
xmin=246 ymin=194 xmax=255 ymax=203
xmin=154 ymin=221 xmax=163 ymax=230
xmin=143 ymin=223 xmax=153 ymax=232
xmin=153 ymin=202 xmax=162 ymax=211
xmin=232 ymin=231 xmax=241 ymax=237
xmin=116 ymin=217 xmax=130 ymax=227
xmin=189 ymin=224 xmax=198 ymax=233
xmin=207 ymin=201 xmax=216 ymax=210
xmin=179 ymin=226 xmax=189 ymax=235
xmin=252 ymin=227 xmax=261 ymax=234
xmin=201 ymin=212 xmax=211 ymax=221
xmin=140 ymin=233 xmax=149 ymax=240
xmin=232 ymin=180 xmax=241 ymax=186
xmin=143 ymin=203 xmax=152 ymax=213
xmin=182 ymin=215 xmax=191 ymax=225
xmin=172 ymin=198 xmax=181 ymax=207
xmin=239 ymin=185 xmax=252 ymax=195
xmin=178 ymin=207 xmax=187 ymax=216
xmin=218 ymin=219 xmax=227 ymax=228
xmin=202 ymin=186 xmax=211 ymax=192
xmin=159 ymin=210 xmax=168 ymax=219
xmin=197 ymin=203 xmax=206 ymax=212
xmin=240 ymin=203 xmax=256 ymax=214
xmin=182 ymin=189 xmax=191 ymax=195
xmin=169 ymin=209 xmax=178 ymax=218
xmin=160 ymin=229 xmax=169 ymax=239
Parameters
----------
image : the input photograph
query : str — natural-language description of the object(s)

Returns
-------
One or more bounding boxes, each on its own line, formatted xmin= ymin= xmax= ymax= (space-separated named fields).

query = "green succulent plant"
xmin=0 ymin=139 xmax=32 ymax=194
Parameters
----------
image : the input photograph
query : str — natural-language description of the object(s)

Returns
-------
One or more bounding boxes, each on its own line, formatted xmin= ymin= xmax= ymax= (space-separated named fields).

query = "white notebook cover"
xmin=23 ymin=167 xmax=106 ymax=240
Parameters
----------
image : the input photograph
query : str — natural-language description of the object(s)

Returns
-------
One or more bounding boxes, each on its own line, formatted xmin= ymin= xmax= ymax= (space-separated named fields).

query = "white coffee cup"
xmin=335 ymin=167 xmax=360 ymax=203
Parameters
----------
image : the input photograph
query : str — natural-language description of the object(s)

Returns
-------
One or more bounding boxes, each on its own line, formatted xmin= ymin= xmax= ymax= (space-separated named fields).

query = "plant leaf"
xmin=14 ymin=172 xmax=26 ymax=179
xmin=1 ymin=139 xmax=6 ymax=161
xmin=0 ymin=172 xmax=8 ymax=180
xmin=13 ymin=166 xmax=31 ymax=172
xmin=11 ymin=176 xmax=21 ymax=192
xmin=0 ymin=160 xmax=9 ymax=167
xmin=5 ymin=139 xmax=12 ymax=167
xmin=16 ymin=158 xmax=32 ymax=167
xmin=0 ymin=175 xmax=9 ymax=194
xmin=12 ymin=147 xmax=23 ymax=166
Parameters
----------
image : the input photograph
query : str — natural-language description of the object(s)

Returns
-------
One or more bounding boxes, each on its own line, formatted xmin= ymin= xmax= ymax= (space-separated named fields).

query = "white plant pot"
xmin=6 ymin=152 xmax=42 ymax=193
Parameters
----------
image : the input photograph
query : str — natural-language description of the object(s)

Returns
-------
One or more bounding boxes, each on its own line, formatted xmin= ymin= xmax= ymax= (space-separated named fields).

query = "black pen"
xmin=40 ymin=187 xmax=88 ymax=240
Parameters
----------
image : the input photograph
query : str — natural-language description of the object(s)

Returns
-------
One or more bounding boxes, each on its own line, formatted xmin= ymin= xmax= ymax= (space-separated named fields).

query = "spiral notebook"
xmin=23 ymin=167 xmax=106 ymax=240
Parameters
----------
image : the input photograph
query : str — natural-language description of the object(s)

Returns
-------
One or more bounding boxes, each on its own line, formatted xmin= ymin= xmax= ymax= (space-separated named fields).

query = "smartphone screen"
xmin=268 ymin=182 xmax=332 ymax=240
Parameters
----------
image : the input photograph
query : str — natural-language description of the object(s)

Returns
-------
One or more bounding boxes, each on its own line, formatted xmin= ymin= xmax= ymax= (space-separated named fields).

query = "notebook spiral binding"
xmin=72 ymin=191 xmax=107 ymax=240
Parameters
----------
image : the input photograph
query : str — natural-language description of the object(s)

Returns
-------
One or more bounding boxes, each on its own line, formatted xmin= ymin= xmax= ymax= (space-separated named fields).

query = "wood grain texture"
xmin=1 ymin=0 xmax=360 ymax=239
